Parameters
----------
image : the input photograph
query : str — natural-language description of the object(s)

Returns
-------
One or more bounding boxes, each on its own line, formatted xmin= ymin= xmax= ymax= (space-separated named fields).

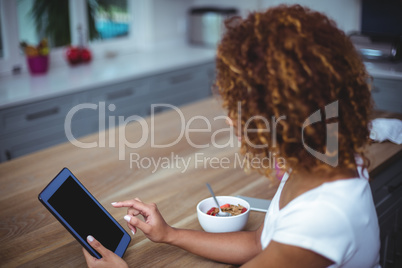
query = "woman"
xmin=83 ymin=5 xmax=380 ymax=268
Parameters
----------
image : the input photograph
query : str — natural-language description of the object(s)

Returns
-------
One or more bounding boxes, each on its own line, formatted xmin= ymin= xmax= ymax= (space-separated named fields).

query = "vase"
xmin=27 ymin=55 xmax=49 ymax=75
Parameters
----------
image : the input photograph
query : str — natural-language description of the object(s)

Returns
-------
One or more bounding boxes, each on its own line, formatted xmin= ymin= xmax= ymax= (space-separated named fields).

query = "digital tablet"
xmin=38 ymin=168 xmax=131 ymax=259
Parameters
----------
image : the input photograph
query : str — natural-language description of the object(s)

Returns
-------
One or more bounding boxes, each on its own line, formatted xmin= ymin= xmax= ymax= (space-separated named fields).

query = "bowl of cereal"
xmin=197 ymin=196 xmax=250 ymax=233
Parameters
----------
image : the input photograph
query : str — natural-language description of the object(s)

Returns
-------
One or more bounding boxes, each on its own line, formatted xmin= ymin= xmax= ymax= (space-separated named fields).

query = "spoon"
xmin=206 ymin=183 xmax=231 ymax=217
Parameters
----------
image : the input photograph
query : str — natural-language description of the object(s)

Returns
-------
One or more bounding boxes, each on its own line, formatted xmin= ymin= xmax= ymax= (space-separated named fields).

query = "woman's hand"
xmin=113 ymin=198 xmax=263 ymax=265
xmin=112 ymin=198 xmax=175 ymax=243
xmin=82 ymin=235 xmax=128 ymax=268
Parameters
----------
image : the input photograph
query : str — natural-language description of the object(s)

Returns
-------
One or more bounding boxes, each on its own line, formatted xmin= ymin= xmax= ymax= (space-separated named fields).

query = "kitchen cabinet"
xmin=0 ymin=93 xmax=89 ymax=161
xmin=371 ymin=78 xmax=402 ymax=114
xmin=371 ymin=153 xmax=402 ymax=268
xmin=364 ymin=66 xmax=402 ymax=268
xmin=0 ymin=62 xmax=215 ymax=162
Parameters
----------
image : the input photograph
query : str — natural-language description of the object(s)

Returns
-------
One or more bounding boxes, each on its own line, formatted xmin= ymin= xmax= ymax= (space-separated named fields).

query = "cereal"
xmin=206 ymin=203 xmax=247 ymax=216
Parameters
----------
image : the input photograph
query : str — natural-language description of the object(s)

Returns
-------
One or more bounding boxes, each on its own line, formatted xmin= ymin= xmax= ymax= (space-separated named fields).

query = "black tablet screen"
xmin=48 ymin=176 xmax=123 ymax=252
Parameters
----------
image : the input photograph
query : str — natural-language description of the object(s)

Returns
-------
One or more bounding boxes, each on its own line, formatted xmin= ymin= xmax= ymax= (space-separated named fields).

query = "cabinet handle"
xmin=148 ymin=106 xmax=166 ymax=115
xmin=26 ymin=107 xmax=59 ymax=121
xmin=396 ymin=225 xmax=402 ymax=257
xmin=170 ymin=73 xmax=193 ymax=84
xmin=107 ymin=88 xmax=134 ymax=100
xmin=372 ymin=86 xmax=380 ymax=93
xmin=388 ymin=181 xmax=402 ymax=193
xmin=5 ymin=150 xmax=12 ymax=161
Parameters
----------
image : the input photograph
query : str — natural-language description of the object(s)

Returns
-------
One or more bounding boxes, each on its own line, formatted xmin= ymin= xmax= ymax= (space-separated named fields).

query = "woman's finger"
xmin=124 ymin=215 xmax=151 ymax=234
xmin=127 ymin=207 xmax=141 ymax=217
xmin=114 ymin=199 xmax=153 ymax=217
xmin=126 ymin=222 xmax=137 ymax=235
xmin=112 ymin=198 xmax=145 ymax=210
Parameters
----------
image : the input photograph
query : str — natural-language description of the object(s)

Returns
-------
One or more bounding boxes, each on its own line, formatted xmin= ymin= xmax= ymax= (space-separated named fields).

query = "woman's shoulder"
xmin=319 ymin=177 xmax=372 ymax=208
xmin=294 ymin=177 xmax=371 ymax=210
xmin=278 ymin=177 xmax=376 ymax=231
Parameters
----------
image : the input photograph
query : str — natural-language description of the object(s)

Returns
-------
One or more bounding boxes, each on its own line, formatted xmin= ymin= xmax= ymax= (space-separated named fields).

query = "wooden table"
xmin=0 ymin=98 xmax=401 ymax=268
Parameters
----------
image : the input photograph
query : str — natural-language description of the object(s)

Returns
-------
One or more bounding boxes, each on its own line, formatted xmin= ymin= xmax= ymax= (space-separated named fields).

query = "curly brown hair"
xmin=215 ymin=5 xmax=373 ymax=178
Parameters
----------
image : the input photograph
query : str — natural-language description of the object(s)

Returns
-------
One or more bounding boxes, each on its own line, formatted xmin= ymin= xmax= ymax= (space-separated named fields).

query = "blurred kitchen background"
xmin=0 ymin=0 xmax=401 ymax=162
xmin=1 ymin=0 xmax=365 ymax=71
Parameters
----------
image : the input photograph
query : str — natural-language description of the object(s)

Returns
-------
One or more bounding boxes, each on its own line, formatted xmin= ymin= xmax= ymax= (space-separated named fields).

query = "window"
xmin=0 ymin=0 xmax=137 ymax=75
xmin=89 ymin=0 xmax=131 ymax=41
xmin=18 ymin=0 xmax=71 ymax=48
xmin=17 ymin=0 xmax=131 ymax=48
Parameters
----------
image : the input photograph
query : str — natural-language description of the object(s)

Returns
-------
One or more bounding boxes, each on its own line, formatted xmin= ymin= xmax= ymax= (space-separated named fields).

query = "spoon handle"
xmin=206 ymin=183 xmax=222 ymax=211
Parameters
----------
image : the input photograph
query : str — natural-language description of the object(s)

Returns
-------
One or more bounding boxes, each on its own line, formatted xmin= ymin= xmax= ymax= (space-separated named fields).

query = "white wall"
xmin=260 ymin=0 xmax=362 ymax=34
xmin=145 ymin=0 xmax=362 ymax=47
xmin=191 ymin=0 xmax=262 ymax=17
xmin=152 ymin=0 xmax=192 ymax=43
xmin=136 ymin=0 xmax=192 ymax=49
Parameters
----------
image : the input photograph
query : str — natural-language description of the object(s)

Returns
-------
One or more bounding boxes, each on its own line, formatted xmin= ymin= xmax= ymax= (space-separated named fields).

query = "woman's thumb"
xmin=87 ymin=235 xmax=110 ymax=257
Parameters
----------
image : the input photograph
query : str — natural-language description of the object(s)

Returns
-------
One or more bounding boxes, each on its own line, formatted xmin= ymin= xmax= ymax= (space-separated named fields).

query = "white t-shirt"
xmin=260 ymin=168 xmax=381 ymax=268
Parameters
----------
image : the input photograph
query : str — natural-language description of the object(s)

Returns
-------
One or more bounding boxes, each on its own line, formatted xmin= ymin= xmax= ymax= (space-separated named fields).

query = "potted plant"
xmin=20 ymin=39 xmax=50 ymax=74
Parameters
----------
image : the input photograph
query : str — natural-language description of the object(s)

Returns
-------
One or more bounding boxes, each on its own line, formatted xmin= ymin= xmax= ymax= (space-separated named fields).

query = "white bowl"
xmin=197 ymin=196 xmax=250 ymax=233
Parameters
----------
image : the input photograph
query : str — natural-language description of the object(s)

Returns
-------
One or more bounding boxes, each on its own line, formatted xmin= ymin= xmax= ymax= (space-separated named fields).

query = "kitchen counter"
xmin=0 ymin=97 xmax=401 ymax=267
xmin=1 ymin=44 xmax=402 ymax=111
xmin=0 ymin=45 xmax=216 ymax=109
xmin=364 ymin=60 xmax=402 ymax=80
